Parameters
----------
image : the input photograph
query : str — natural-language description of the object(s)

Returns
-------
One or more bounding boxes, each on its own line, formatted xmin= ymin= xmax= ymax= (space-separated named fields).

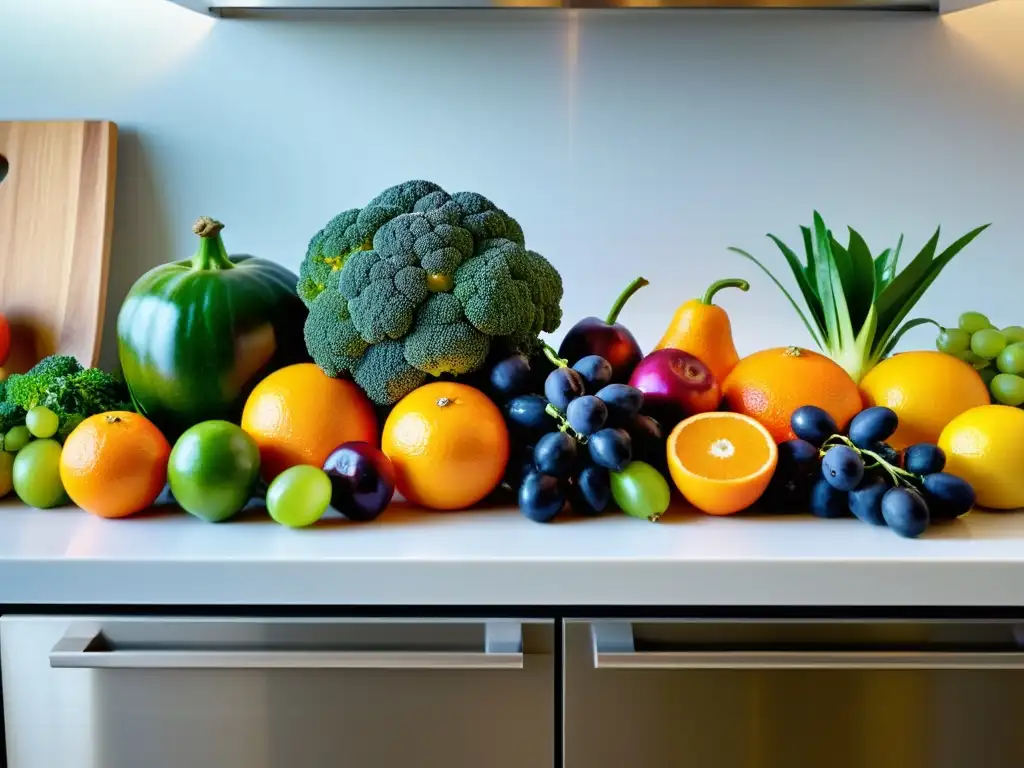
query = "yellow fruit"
xmin=938 ymin=405 xmax=1024 ymax=510
xmin=859 ymin=351 xmax=990 ymax=450
xmin=666 ymin=412 xmax=778 ymax=516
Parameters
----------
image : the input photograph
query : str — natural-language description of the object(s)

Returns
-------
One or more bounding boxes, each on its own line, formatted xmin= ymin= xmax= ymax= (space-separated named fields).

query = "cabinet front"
xmin=565 ymin=618 xmax=1024 ymax=768
xmin=2 ymin=616 xmax=553 ymax=768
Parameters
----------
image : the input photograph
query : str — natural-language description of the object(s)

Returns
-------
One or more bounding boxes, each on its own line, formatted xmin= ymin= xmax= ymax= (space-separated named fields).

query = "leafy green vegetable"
xmin=731 ymin=213 xmax=990 ymax=383
xmin=3 ymin=355 xmax=133 ymax=440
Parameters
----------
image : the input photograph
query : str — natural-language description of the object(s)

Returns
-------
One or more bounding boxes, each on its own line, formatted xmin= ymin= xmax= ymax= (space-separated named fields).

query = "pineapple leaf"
xmin=877 ymin=317 xmax=942 ymax=361
xmin=843 ymin=226 xmax=876 ymax=332
xmin=766 ymin=234 xmax=826 ymax=334
xmin=728 ymin=246 xmax=824 ymax=349
xmin=873 ymin=224 xmax=991 ymax=357
xmin=813 ymin=212 xmax=856 ymax=355
xmin=876 ymin=227 xmax=941 ymax=336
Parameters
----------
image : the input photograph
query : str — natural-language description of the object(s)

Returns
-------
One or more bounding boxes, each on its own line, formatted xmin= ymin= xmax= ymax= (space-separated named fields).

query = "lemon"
xmin=938 ymin=405 xmax=1024 ymax=510
xmin=860 ymin=351 xmax=991 ymax=449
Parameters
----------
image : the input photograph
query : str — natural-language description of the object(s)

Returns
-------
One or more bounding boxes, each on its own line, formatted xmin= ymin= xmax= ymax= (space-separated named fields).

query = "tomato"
xmin=0 ymin=313 xmax=10 ymax=366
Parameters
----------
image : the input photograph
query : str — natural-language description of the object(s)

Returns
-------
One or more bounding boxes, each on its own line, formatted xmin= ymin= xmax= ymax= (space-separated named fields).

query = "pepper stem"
xmin=542 ymin=342 xmax=567 ymax=369
xmin=701 ymin=278 xmax=749 ymax=306
xmin=606 ymin=277 xmax=649 ymax=325
xmin=191 ymin=216 xmax=234 ymax=271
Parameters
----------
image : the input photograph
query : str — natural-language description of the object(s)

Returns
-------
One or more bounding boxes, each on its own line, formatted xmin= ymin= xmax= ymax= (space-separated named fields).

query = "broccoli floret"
xmin=4 ymin=355 xmax=84 ymax=411
xmin=405 ymin=293 xmax=490 ymax=377
xmin=353 ymin=338 xmax=426 ymax=406
xmin=303 ymin=289 xmax=368 ymax=377
xmin=301 ymin=181 xmax=564 ymax=405
xmin=0 ymin=401 xmax=25 ymax=434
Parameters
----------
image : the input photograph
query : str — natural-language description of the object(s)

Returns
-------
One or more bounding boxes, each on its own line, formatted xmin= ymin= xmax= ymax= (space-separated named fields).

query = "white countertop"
xmin=1 ymin=497 xmax=1023 ymax=608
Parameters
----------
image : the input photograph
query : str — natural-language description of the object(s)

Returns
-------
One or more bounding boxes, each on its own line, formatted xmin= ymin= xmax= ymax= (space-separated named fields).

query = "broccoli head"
xmin=300 ymin=180 xmax=564 ymax=405
xmin=1 ymin=355 xmax=132 ymax=440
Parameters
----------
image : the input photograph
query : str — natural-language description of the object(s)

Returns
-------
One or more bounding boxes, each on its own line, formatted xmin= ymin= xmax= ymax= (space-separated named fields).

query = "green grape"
xmin=25 ymin=406 xmax=59 ymax=439
xmin=12 ymin=439 xmax=68 ymax=509
xmin=990 ymin=373 xmax=1024 ymax=407
xmin=970 ymin=328 xmax=1007 ymax=360
xmin=610 ymin=461 xmax=671 ymax=521
xmin=1003 ymin=326 xmax=1024 ymax=345
xmin=266 ymin=465 xmax=332 ymax=528
xmin=978 ymin=366 xmax=998 ymax=389
xmin=959 ymin=311 xmax=993 ymax=334
xmin=955 ymin=350 xmax=989 ymax=369
xmin=0 ymin=452 xmax=13 ymax=499
xmin=4 ymin=426 xmax=32 ymax=453
xmin=936 ymin=327 xmax=971 ymax=355
xmin=997 ymin=343 xmax=1024 ymax=375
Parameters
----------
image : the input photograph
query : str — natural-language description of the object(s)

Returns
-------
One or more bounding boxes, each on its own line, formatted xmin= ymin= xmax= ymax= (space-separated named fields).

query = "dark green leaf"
xmin=877 ymin=317 xmax=942 ymax=360
xmin=767 ymin=234 xmax=826 ymax=333
xmin=875 ymin=228 xmax=940 ymax=337
xmin=873 ymin=248 xmax=892 ymax=295
xmin=873 ymin=224 xmax=990 ymax=357
xmin=812 ymin=213 xmax=841 ymax=350
xmin=728 ymin=247 xmax=824 ymax=349
xmin=844 ymin=227 xmax=876 ymax=332
xmin=800 ymin=226 xmax=815 ymax=286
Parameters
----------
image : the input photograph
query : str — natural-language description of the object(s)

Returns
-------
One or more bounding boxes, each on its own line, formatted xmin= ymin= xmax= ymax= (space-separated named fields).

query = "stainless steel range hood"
xmin=165 ymin=0 xmax=990 ymax=15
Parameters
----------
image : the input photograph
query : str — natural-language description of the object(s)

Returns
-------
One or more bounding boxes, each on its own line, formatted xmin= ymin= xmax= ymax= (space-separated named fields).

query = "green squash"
xmin=117 ymin=217 xmax=309 ymax=439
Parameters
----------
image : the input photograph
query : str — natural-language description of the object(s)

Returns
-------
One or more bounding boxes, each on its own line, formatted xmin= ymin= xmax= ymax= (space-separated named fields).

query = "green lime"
xmin=168 ymin=420 xmax=261 ymax=523
xmin=266 ymin=465 xmax=332 ymax=528
xmin=610 ymin=460 xmax=671 ymax=521
xmin=958 ymin=311 xmax=993 ymax=334
xmin=0 ymin=451 xmax=14 ymax=499
xmin=12 ymin=439 xmax=68 ymax=509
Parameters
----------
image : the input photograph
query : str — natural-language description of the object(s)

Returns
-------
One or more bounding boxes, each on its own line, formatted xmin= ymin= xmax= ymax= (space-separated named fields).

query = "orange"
xmin=666 ymin=412 xmax=778 ymax=515
xmin=59 ymin=411 xmax=171 ymax=518
xmin=860 ymin=351 xmax=991 ymax=450
xmin=721 ymin=346 xmax=861 ymax=443
xmin=382 ymin=382 xmax=508 ymax=510
xmin=241 ymin=363 xmax=378 ymax=482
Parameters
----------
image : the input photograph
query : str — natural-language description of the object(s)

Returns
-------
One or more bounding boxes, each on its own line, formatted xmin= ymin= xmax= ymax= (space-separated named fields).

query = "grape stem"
xmin=544 ymin=402 xmax=588 ymax=444
xmin=819 ymin=433 xmax=919 ymax=489
xmin=542 ymin=342 xmax=568 ymax=369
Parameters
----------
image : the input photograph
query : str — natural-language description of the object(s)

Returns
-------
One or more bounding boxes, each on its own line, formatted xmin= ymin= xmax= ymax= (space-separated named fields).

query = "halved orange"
xmin=666 ymin=412 xmax=778 ymax=516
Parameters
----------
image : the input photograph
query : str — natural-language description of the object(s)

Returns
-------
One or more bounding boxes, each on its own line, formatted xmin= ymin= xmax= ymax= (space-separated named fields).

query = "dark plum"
xmin=921 ymin=472 xmax=975 ymax=520
xmin=571 ymin=465 xmax=611 ymax=515
xmin=533 ymin=432 xmax=578 ymax=478
xmin=322 ymin=441 xmax=396 ymax=522
xmin=628 ymin=414 xmax=665 ymax=467
xmin=544 ymin=367 xmax=585 ymax=413
xmin=489 ymin=355 xmax=532 ymax=401
xmin=821 ymin=445 xmax=864 ymax=492
xmin=518 ymin=472 xmax=565 ymax=523
xmin=566 ymin=395 xmax=609 ymax=437
xmin=588 ymin=428 xmax=633 ymax=472
xmin=790 ymin=405 xmax=838 ymax=447
xmin=595 ymin=383 xmax=644 ymax=423
xmin=809 ymin=476 xmax=849 ymax=519
xmin=505 ymin=394 xmax=552 ymax=433
xmin=881 ymin=487 xmax=930 ymax=538
xmin=847 ymin=475 xmax=889 ymax=526
xmin=848 ymin=406 xmax=899 ymax=449
xmin=904 ymin=443 xmax=946 ymax=476
xmin=573 ymin=355 xmax=613 ymax=394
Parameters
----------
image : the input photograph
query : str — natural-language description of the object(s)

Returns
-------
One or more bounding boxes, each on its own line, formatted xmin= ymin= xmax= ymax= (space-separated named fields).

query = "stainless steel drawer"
xmin=565 ymin=618 xmax=1024 ymax=768
xmin=2 ymin=616 xmax=554 ymax=768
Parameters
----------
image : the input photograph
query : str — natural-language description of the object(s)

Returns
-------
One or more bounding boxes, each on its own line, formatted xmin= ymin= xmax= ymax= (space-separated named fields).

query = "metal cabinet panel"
xmin=2 ymin=616 xmax=553 ymax=768
xmin=565 ymin=618 xmax=1024 ymax=768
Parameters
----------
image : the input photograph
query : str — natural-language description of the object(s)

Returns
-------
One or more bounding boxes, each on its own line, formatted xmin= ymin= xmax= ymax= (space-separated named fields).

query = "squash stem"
xmin=191 ymin=217 xmax=234 ymax=271
xmin=606 ymin=276 xmax=649 ymax=325
xmin=701 ymin=278 xmax=749 ymax=306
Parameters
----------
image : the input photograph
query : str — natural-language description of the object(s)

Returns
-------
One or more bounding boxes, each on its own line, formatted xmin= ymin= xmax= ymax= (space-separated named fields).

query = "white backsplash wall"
xmin=2 ymin=0 xmax=1023 ymax=372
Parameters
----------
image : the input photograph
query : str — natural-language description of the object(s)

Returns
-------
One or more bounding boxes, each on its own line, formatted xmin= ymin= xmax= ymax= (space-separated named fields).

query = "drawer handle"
xmin=590 ymin=622 xmax=1024 ymax=671
xmin=49 ymin=621 xmax=523 ymax=670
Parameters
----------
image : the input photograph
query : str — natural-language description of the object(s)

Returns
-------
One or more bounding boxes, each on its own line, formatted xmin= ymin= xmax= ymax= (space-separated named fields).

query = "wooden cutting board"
xmin=0 ymin=121 xmax=118 ymax=373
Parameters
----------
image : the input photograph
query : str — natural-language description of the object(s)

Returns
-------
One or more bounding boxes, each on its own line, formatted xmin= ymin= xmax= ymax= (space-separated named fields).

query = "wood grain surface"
xmin=0 ymin=121 xmax=118 ymax=373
